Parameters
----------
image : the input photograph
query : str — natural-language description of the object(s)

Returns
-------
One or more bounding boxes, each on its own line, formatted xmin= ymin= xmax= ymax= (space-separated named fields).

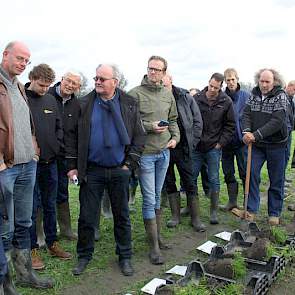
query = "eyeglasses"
xmin=15 ymin=56 xmax=31 ymax=65
xmin=147 ymin=67 xmax=163 ymax=73
xmin=63 ymin=77 xmax=80 ymax=87
xmin=93 ymin=76 xmax=115 ymax=83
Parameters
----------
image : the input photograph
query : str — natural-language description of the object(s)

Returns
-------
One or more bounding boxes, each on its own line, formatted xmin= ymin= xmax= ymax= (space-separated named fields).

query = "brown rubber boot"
xmin=143 ymin=218 xmax=164 ymax=264
xmin=187 ymin=194 xmax=206 ymax=232
xmin=155 ymin=209 xmax=171 ymax=250
xmin=166 ymin=192 xmax=181 ymax=228
xmin=219 ymin=182 xmax=238 ymax=211
xmin=57 ymin=202 xmax=77 ymax=240
xmin=180 ymin=196 xmax=190 ymax=216
xmin=210 ymin=191 xmax=219 ymax=224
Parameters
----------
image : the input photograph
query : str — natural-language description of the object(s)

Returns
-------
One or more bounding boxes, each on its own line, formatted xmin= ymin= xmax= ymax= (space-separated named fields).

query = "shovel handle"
xmin=244 ymin=142 xmax=252 ymax=219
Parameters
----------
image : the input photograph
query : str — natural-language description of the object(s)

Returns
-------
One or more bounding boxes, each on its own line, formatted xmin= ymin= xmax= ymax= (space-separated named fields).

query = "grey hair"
xmin=96 ymin=63 xmax=121 ymax=81
xmin=287 ymin=80 xmax=295 ymax=86
xmin=254 ymin=68 xmax=285 ymax=88
xmin=63 ymin=70 xmax=82 ymax=82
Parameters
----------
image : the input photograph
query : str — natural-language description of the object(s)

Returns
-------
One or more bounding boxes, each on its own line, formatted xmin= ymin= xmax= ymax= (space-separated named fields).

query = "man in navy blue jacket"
xmin=220 ymin=68 xmax=250 ymax=211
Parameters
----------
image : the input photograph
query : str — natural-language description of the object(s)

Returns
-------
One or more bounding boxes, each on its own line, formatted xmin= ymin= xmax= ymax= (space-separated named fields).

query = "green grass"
xmin=16 ymin=133 xmax=295 ymax=294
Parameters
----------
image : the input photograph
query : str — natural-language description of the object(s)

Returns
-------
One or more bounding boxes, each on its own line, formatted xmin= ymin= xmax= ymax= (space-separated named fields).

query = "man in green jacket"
xmin=128 ymin=56 xmax=179 ymax=265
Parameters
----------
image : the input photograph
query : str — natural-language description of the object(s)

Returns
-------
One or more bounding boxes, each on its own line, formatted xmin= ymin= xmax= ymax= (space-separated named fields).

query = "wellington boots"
xmin=36 ymin=208 xmax=46 ymax=248
xmin=166 ymin=193 xmax=181 ymax=228
xmin=57 ymin=202 xmax=77 ymax=240
xmin=210 ymin=191 xmax=219 ymax=224
xmin=155 ymin=209 xmax=171 ymax=250
xmin=102 ymin=190 xmax=113 ymax=219
xmin=3 ymin=251 xmax=20 ymax=295
xmin=143 ymin=218 xmax=164 ymax=264
xmin=11 ymin=248 xmax=54 ymax=289
xmin=219 ymin=182 xmax=238 ymax=211
xmin=187 ymin=195 xmax=206 ymax=232
xmin=160 ymin=189 xmax=169 ymax=208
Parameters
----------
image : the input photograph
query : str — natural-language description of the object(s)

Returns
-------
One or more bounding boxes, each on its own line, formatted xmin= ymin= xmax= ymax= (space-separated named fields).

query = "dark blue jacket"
xmin=225 ymin=84 xmax=250 ymax=145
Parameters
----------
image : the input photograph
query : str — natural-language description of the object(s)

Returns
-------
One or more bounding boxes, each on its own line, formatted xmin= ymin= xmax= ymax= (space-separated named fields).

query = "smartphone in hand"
xmin=158 ymin=120 xmax=170 ymax=127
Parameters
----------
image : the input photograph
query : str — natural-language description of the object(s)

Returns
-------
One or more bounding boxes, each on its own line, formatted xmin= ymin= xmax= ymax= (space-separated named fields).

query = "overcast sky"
xmin=1 ymin=0 xmax=294 ymax=91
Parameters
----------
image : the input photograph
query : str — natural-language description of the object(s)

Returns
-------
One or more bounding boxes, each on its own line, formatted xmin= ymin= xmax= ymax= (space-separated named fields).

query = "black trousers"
xmin=77 ymin=165 xmax=132 ymax=261
xmin=165 ymin=148 xmax=197 ymax=196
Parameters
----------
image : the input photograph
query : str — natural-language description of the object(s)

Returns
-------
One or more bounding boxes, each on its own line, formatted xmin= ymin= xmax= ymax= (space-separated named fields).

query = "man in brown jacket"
xmin=0 ymin=41 xmax=53 ymax=292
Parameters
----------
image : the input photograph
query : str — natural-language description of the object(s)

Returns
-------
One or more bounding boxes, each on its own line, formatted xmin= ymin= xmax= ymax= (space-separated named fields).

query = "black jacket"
xmin=48 ymin=82 xmax=80 ymax=162
xmin=242 ymin=86 xmax=288 ymax=147
xmin=172 ymin=86 xmax=203 ymax=155
xmin=194 ymin=88 xmax=235 ymax=153
xmin=25 ymin=84 xmax=63 ymax=163
xmin=76 ymin=88 xmax=146 ymax=182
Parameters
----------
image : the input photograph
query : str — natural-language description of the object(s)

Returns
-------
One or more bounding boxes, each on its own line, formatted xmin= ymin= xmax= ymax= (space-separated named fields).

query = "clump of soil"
xmin=204 ymin=258 xmax=235 ymax=279
xmin=244 ymin=238 xmax=270 ymax=260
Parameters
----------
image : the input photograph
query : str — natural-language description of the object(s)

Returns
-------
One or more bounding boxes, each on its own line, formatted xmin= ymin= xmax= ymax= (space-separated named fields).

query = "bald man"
xmin=241 ymin=69 xmax=288 ymax=226
xmin=0 ymin=41 xmax=53 ymax=291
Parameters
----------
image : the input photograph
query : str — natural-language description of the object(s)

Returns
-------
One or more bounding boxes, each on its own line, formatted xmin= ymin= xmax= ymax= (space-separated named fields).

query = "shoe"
xmin=31 ymin=249 xmax=45 ymax=270
xmin=48 ymin=241 xmax=72 ymax=260
xmin=268 ymin=216 xmax=279 ymax=226
xmin=72 ymin=259 xmax=89 ymax=276
xmin=119 ymin=259 xmax=134 ymax=276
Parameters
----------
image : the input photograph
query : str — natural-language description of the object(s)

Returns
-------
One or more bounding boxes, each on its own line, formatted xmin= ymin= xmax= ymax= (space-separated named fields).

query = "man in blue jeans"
xmin=128 ymin=56 xmax=180 ymax=265
xmin=69 ymin=64 xmax=145 ymax=276
xmin=242 ymin=69 xmax=288 ymax=226
xmin=0 ymin=41 xmax=53 ymax=290
xmin=193 ymin=73 xmax=235 ymax=224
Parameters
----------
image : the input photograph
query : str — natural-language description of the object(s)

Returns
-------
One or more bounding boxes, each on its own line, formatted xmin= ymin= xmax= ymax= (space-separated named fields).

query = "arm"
xmin=190 ymin=95 xmax=203 ymax=148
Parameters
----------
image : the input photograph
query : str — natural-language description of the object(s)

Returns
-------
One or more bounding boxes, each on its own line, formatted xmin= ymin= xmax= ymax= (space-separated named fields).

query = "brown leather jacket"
xmin=0 ymin=78 xmax=39 ymax=167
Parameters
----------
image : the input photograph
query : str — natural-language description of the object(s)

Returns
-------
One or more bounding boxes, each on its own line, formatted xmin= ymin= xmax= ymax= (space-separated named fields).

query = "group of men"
xmin=0 ymin=40 xmax=294 ymax=293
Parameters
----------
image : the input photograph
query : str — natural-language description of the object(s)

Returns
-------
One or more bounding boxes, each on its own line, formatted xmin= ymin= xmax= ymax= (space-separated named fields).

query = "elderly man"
xmin=0 ymin=41 xmax=53 ymax=291
xmin=162 ymin=73 xmax=205 ymax=232
xmin=128 ymin=56 xmax=180 ymax=265
xmin=242 ymin=69 xmax=288 ymax=225
xmin=48 ymin=70 xmax=81 ymax=240
xmin=69 ymin=64 xmax=145 ymax=276
xmin=219 ymin=68 xmax=250 ymax=211
xmin=193 ymin=73 xmax=235 ymax=224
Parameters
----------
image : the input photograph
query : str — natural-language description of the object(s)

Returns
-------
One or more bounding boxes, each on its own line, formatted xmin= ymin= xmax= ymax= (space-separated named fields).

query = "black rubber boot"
xmin=219 ymin=182 xmax=238 ymax=211
xmin=11 ymin=248 xmax=54 ymax=289
xmin=210 ymin=191 xmax=219 ymax=225
xmin=155 ymin=209 xmax=171 ymax=250
xmin=187 ymin=194 xmax=206 ymax=232
xmin=166 ymin=192 xmax=181 ymax=228
xmin=143 ymin=218 xmax=164 ymax=264
xmin=3 ymin=251 xmax=20 ymax=295
xmin=57 ymin=202 xmax=77 ymax=240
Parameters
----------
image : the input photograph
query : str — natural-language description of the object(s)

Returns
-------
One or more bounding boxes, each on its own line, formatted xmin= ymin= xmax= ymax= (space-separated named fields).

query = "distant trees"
xmin=240 ymin=81 xmax=254 ymax=92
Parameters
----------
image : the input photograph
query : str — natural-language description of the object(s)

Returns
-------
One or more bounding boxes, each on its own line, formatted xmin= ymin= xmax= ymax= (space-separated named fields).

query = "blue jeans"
xmin=77 ymin=164 xmax=132 ymax=261
xmin=139 ymin=149 xmax=170 ymax=219
xmin=222 ymin=144 xmax=246 ymax=186
xmin=247 ymin=145 xmax=286 ymax=217
xmin=0 ymin=160 xmax=37 ymax=251
xmin=0 ymin=221 xmax=7 ymax=284
xmin=30 ymin=161 xmax=58 ymax=248
xmin=192 ymin=148 xmax=222 ymax=192
xmin=56 ymin=158 xmax=69 ymax=205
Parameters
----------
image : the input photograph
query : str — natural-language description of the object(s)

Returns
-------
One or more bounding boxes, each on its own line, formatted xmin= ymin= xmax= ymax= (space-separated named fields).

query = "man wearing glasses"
xmin=48 ymin=71 xmax=81 ymax=241
xmin=0 ymin=41 xmax=53 ymax=291
xmin=128 ymin=56 xmax=179 ymax=265
xmin=68 ymin=64 xmax=145 ymax=276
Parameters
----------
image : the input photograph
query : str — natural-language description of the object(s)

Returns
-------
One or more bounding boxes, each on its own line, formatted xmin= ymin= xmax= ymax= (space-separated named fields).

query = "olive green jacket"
xmin=128 ymin=75 xmax=180 ymax=154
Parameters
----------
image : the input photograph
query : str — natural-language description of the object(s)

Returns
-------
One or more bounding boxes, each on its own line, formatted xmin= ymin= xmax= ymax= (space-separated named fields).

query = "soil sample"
xmin=244 ymin=238 xmax=270 ymax=260
xmin=204 ymin=258 xmax=235 ymax=279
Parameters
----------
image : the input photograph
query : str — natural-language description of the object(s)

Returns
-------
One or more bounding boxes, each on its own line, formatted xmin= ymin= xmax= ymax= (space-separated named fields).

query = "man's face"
xmin=94 ymin=65 xmax=118 ymax=99
xmin=29 ymin=79 xmax=52 ymax=96
xmin=225 ymin=73 xmax=238 ymax=92
xmin=2 ymin=43 xmax=31 ymax=78
xmin=147 ymin=59 xmax=165 ymax=84
xmin=259 ymin=70 xmax=274 ymax=95
xmin=207 ymin=78 xmax=222 ymax=98
xmin=162 ymin=74 xmax=172 ymax=90
xmin=286 ymin=84 xmax=295 ymax=97
xmin=60 ymin=74 xmax=81 ymax=97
